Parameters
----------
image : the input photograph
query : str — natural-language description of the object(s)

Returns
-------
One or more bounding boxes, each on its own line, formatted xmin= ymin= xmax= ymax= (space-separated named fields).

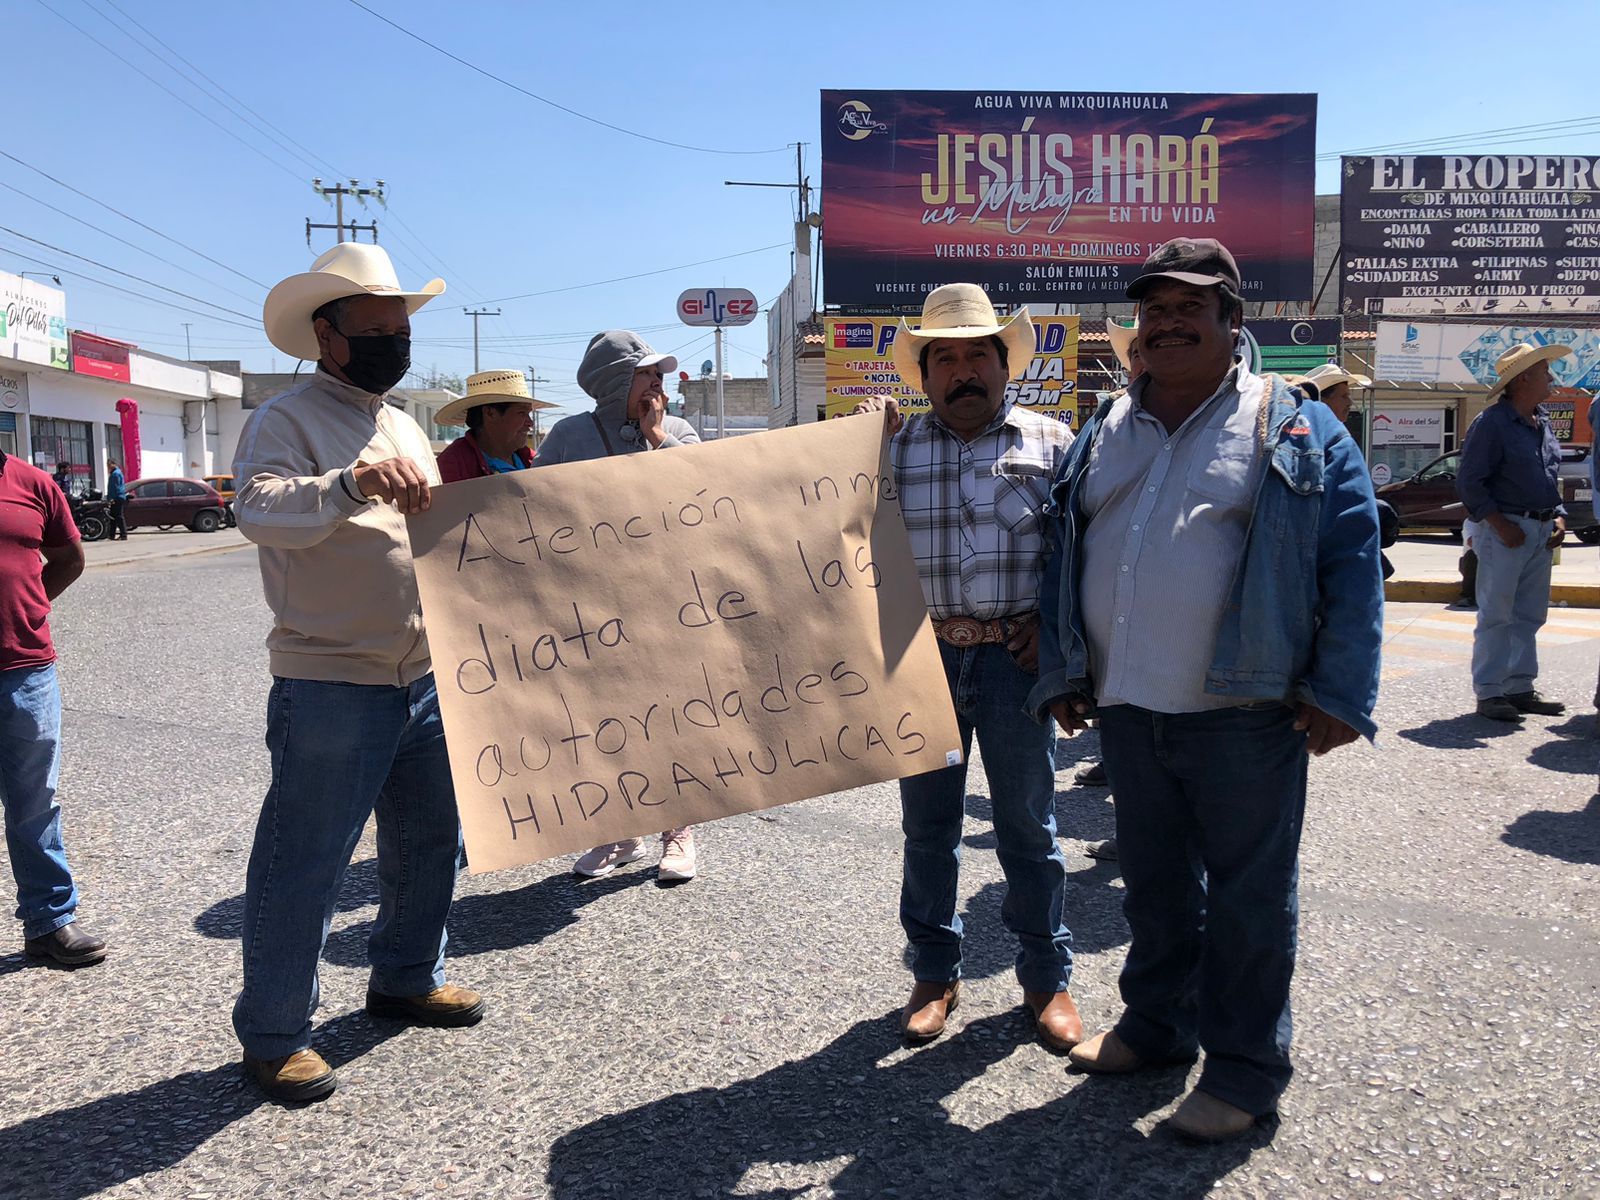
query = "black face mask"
xmin=331 ymin=329 xmax=411 ymax=395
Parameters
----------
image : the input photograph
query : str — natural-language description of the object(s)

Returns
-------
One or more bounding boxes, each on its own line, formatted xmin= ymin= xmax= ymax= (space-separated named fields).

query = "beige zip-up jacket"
xmin=232 ymin=369 xmax=441 ymax=686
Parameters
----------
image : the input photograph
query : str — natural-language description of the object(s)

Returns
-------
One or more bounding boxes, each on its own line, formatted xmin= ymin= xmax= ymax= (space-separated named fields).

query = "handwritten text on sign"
xmin=406 ymin=414 xmax=963 ymax=872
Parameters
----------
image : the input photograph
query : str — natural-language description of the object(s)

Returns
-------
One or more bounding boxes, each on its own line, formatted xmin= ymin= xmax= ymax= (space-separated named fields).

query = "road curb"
xmin=84 ymin=540 xmax=253 ymax=570
xmin=1385 ymin=579 xmax=1600 ymax=608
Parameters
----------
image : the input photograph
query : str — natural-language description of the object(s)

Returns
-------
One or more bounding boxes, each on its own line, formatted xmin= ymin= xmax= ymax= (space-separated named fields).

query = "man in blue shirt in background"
xmin=106 ymin=458 xmax=127 ymax=541
xmin=1456 ymin=343 xmax=1571 ymax=723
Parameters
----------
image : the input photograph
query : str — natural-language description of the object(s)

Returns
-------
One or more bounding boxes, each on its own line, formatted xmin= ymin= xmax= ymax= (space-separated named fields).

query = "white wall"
xmin=26 ymin=369 xmax=190 ymax=485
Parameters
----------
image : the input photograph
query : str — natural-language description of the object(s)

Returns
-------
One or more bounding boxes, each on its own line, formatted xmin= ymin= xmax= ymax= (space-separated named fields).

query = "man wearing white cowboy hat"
xmin=537 ymin=330 xmax=705 ymax=883
xmin=230 ymin=242 xmax=484 ymax=1104
xmin=852 ymin=282 xmax=1080 ymax=1052
xmin=435 ymin=369 xmax=556 ymax=483
xmin=1457 ymin=340 xmax=1573 ymax=722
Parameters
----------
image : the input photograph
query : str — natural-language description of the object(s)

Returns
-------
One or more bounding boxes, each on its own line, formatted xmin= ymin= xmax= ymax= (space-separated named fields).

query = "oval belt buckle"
xmin=941 ymin=617 xmax=985 ymax=647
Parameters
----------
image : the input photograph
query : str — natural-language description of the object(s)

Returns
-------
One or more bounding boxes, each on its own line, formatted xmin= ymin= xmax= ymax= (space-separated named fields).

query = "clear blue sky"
xmin=4 ymin=0 xmax=1596 ymax=416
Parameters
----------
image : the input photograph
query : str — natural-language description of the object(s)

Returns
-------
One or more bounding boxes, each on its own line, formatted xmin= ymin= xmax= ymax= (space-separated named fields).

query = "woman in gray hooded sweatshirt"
xmin=535 ymin=330 xmax=703 ymax=881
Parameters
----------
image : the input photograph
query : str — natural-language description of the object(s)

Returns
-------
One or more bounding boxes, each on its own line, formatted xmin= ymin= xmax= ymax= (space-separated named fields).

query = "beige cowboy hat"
xmin=1301 ymin=363 xmax=1373 ymax=393
xmin=1106 ymin=317 xmax=1138 ymax=372
xmin=1487 ymin=341 xmax=1572 ymax=399
xmin=435 ymin=369 xmax=557 ymax=427
xmin=890 ymin=283 xmax=1035 ymax=386
xmin=263 ymin=242 xmax=445 ymax=361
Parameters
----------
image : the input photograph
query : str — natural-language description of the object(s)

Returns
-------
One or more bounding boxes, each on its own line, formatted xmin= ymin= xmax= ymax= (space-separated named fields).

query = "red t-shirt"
xmin=0 ymin=452 xmax=79 ymax=670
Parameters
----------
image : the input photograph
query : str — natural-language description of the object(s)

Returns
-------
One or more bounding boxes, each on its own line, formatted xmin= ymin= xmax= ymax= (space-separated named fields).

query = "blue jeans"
xmin=233 ymin=674 xmax=462 ymax=1060
xmin=900 ymin=642 xmax=1071 ymax=994
xmin=1466 ymin=514 xmax=1553 ymax=699
xmin=1097 ymin=702 xmax=1308 ymax=1116
xmin=0 ymin=664 xmax=80 ymax=938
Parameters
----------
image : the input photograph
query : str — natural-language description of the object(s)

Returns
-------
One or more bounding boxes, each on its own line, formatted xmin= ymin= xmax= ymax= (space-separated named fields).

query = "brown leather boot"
xmin=24 ymin=922 xmax=107 ymax=967
xmin=244 ymin=1049 xmax=336 ymax=1103
xmin=1067 ymin=1028 xmax=1146 ymax=1074
xmin=366 ymin=983 xmax=486 ymax=1027
xmin=1023 ymin=990 xmax=1084 ymax=1051
xmin=901 ymin=980 xmax=960 ymax=1044
xmin=1166 ymin=1088 xmax=1261 ymax=1142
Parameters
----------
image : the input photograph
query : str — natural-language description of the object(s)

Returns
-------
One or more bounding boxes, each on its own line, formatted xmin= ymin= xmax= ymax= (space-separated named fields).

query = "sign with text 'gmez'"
xmin=676 ymin=287 xmax=759 ymax=327
xmin=407 ymin=415 xmax=963 ymax=871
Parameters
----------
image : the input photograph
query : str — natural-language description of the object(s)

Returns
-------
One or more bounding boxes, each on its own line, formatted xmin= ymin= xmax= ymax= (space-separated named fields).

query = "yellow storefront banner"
xmin=824 ymin=316 xmax=1080 ymax=424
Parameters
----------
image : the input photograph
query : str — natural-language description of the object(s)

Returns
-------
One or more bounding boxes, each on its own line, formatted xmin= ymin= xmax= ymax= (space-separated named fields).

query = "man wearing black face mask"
xmin=229 ymin=244 xmax=485 ymax=1105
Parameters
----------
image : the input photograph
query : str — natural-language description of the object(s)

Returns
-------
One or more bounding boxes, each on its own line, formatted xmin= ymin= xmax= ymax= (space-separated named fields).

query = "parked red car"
xmin=121 ymin=477 xmax=230 ymax=534
xmin=1375 ymin=448 xmax=1599 ymax=543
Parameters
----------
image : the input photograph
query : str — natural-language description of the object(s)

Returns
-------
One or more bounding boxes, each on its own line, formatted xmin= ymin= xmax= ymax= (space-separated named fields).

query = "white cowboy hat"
xmin=435 ymin=369 xmax=558 ymax=427
xmin=1106 ymin=317 xmax=1138 ymax=372
xmin=263 ymin=242 xmax=445 ymax=361
xmin=890 ymin=283 xmax=1035 ymax=386
xmin=1301 ymin=363 xmax=1372 ymax=393
xmin=1487 ymin=341 xmax=1572 ymax=399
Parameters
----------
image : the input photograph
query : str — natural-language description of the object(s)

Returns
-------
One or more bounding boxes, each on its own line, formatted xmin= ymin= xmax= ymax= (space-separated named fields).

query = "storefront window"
xmin=31 ymin=416 xmax=93 ymax=495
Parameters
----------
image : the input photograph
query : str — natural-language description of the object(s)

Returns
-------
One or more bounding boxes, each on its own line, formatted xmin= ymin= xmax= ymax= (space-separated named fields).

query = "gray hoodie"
xmin=536 ymin=329 xmax=700 ymax=465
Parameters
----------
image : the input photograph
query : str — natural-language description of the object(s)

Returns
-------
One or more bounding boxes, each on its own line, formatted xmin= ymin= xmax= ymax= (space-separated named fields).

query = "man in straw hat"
xmin=1030 ymin=238 xmax=1383 ymax=1140
xmin=852 ymin=282 xmax=1080 ymax=1052
xmin=231 ymin=243 xmax=484 ymax=1103
xmin=537 ymin=330 xmax=705 ymax=883
xmin=1456 ymin=341 xmax=1573 ymax=722
xmin=1296 ymin=363 xmax=1372 ymax=425
xmin=435 ymin=369 xmax=555 ymax=483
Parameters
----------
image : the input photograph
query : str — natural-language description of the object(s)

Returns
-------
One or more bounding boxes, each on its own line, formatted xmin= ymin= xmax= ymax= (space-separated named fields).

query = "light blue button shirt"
xmin=1079 ymin=361 xmax=1269 ymax=713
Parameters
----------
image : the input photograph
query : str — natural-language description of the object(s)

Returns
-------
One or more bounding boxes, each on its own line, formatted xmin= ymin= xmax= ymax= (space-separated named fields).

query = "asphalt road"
xmin=1 ymin=546 xmax=1597 ymax=1199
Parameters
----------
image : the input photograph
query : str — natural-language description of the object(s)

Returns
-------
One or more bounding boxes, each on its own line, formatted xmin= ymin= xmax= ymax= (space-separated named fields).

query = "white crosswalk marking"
xmin=1382 ymin=603 xmax=1600 ymax=680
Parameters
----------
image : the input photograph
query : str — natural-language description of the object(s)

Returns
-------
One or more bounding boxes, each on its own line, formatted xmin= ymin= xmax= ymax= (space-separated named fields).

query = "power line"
xmin=0 ymin=226 xmax=259 ymax=321
xmin=94 ymin=0 xmax=348 ymax=180
xmin=0 ymin=150 xmax=268 ymax=288
xmin=31 ymin=0 xmax=304 ymax=183
xmin=1324 ymin=114 xmax=1600 ymax=158
xmin=0 ymin=178 xmax=262 ymax=307
xmin=475 ymin=243 xmax=790 ymax=305
xmin=345 ymin=0 xmax=790 ymax=157
xmin=0 ymin=243 xmax=262 ymax=329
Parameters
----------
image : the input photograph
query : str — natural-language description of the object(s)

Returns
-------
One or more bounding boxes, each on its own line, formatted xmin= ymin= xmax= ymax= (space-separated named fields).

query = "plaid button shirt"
xmin=890 ymin=403 xmax=1074 ymax=621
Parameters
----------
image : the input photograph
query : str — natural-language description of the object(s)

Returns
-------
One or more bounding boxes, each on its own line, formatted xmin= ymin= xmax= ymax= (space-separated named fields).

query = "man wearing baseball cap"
xmin=231 ymin=243 xmax=485 ymax=1103
xmin=1030 ymin=238 xmax=1384 ymax=1140
xmin=1456 ymin=341 xmax=1573 ymax=722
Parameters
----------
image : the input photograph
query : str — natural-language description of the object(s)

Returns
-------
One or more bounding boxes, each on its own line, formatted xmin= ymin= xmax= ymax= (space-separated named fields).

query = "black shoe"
xmin=1476 ymin=697 xmax=1524 ymax=722
xmin=1074 ymin=761 xmax=1108 ymax=786
xmin=24 ymin=922 xmax=108 ymax=966
xmin=1506 ymin=691 xmax=1566 ymax=716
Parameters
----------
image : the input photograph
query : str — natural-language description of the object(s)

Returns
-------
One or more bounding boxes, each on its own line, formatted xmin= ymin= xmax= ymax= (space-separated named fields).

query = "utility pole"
xmin=465 ymin=307 xmax=501 ymax=371
xmin=526 ymin=364 xmax=551 ymax=445
xmin=309 ymin=178 xmax=386 ymax=247
xmin=306 ymin=218 xmax=378 ymax=246
xmin=182 ymin=323 xmax=192 ymax=359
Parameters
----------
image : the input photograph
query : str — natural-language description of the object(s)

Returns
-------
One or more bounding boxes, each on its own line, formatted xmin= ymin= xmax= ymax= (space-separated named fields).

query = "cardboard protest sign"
xmin=406 ymin=413 xmax=963 ymax=872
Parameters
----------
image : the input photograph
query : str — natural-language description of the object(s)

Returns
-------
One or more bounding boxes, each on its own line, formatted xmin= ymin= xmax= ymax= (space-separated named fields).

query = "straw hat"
xmin=1106 ymin=317 xmax=1138 ymax=372
xmin=435 ymin=369 xmax=557 ymax=427
xmin=1301 ymin=363 xmax=1372 ymax=393
xmin=263 ymin=243 xmax=445 ymax=361
xmin=1487 ymin=341 xmax=1572 ymax=399
xmin=890 ymin=283 xmax=1035 ymax=385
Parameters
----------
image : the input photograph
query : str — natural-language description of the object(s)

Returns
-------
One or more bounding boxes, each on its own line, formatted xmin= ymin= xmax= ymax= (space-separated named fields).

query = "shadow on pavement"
xmin=1395 ymin=714 xmax=1522 ymax=749
xmin=319 ymin=865 xmax=653 ymax=968
xmin=547 ymin=1012 xmax=1266 ymax=1198
xmin=193 ymin=856 xmax=383 ymax=940
xmin=1502 ymin=793 xmax=1600 ymax=865
xmin=0 ymin=1010 xmax=399 ymax=1200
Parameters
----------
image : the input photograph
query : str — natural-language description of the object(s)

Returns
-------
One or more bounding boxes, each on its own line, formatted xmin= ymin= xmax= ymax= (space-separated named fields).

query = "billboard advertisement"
xmin=1340 ymin=154 xmax=1600 ymax=315
xmin=821 ymin=90 xmax=1317 ymax=311
xmin=0 ymin=270 xmax=69 ymax=369
xmin=1375 ymin=321 xmax=1600 ymax=389
xmin=824 ymin=315 xmax=1079 ymax=423
xmin=71 ymin=331 xmax=133 ymax=382
xmin=1245 ymin=317 xmax=1342 ymax=375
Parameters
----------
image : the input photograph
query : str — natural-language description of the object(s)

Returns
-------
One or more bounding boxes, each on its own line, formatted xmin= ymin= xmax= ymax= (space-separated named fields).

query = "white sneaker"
xmin=658 ymin=827 xmax=697 ymax=882
xmin=573 ymin=838 xmax=647 ymax=878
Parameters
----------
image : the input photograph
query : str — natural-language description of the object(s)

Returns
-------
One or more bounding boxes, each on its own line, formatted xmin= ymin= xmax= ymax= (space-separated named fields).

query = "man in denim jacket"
xmin=1028 ymin=239 xmax=1383 ymax=1141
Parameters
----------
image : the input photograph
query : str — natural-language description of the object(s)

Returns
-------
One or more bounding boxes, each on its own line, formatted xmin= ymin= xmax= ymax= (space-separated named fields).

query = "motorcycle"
xmin=69 ymin=488 xmax=112 ymax=542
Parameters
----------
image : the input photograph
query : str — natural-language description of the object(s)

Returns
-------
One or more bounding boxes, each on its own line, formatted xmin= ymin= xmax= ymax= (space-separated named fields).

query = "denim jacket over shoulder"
xmin=1026 ymin=375 xmax=1384 ymax=741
